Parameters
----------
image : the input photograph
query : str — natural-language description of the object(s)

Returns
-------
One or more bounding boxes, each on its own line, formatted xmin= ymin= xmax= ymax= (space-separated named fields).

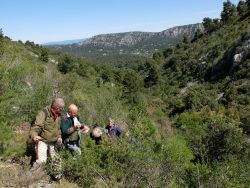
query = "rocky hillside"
xmin=47 ymin=23 xmax=203 ymax=62
xmin=80 ymin=24 xmax=201 ymax=46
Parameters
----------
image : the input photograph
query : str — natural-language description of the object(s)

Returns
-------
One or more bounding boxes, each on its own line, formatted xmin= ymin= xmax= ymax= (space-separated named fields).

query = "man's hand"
xmin=75 ymin=124 xmax=81 ymax=129
xmin=57 ymin=137 xmax=62 ymax=144
xmin=33 ymin=135 xmax=42 ymax=142
xmin=82 ymin=125 xmax=90 ymax=133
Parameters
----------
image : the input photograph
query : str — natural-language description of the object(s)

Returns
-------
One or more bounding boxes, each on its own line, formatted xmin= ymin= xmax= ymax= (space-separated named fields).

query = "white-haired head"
xmin=92 ymin=127 xmax=103 ymax=138
xmin=68 ymin=104 xmax=78 ymax=117
xmin=52 ymin=97 xmax=65 ymax=112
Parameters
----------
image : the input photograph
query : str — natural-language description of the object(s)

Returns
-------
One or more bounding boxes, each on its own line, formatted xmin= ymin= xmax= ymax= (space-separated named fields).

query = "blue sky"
xmin=0 ymin=0 xmax=240 ymax=44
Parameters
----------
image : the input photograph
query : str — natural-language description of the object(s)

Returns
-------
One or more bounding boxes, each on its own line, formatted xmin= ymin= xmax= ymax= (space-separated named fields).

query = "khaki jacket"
xmin=30 ymin=106 xmax=61 ymax=142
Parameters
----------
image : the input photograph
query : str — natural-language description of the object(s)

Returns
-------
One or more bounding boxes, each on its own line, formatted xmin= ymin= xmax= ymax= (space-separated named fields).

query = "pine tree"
xmin=39 ymin=48 xmax=49 ymax=62
xmin=237 ymin=0 xmax=248 ymax=16
xmin=221 ymin=0 xmax=237 ymax=22
xmin=192 ymin=29 xmax=203 ymax=42
xmin=58 ymin=55 xmax=74 ymax=74
xmin=182 ymin=33 xmax=190 ymax=44
xmin=202 ymin=18 xmax=221 ymax=33
xmin=141 ymin=60 xmax=160 ymax=87
xmin=247 ymin=0 xmax=250 ymax=8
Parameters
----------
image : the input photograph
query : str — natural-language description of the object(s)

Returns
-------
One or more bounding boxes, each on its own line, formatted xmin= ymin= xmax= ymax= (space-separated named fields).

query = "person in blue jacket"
xmin=105 ymin=117 xmax=122 ymax=138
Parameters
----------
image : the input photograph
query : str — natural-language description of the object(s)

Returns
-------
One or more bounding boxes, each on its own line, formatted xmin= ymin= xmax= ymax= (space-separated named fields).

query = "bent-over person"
xmin=30 ymin=98 xmax=65 ymax=179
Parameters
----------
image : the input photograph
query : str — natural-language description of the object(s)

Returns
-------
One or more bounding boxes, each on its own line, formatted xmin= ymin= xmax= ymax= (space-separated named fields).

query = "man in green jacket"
xmin=61 ymin=104 xmax=89 ymax=157
xmin=30 ymin=97 xmax=65 ymax=178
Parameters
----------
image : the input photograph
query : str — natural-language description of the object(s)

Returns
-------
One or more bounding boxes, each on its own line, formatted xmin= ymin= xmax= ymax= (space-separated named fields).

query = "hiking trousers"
xmin=32 ymin=140 xmax=62 ymax=179
xmin=35 ymin=140 xmax=57 ymax=163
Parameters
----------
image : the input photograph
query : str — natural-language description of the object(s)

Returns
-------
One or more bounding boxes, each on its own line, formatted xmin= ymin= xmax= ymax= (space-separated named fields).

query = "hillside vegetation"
xmin=0 ymin=1 xmax=250 ymax=187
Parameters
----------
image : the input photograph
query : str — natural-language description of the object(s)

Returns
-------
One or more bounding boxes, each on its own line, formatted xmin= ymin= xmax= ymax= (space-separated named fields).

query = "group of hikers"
xmin=29 ymin=97 xmax=123 ymax=179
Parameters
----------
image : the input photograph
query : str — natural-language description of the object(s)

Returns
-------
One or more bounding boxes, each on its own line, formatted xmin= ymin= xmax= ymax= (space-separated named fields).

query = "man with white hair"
xmin=90 ymin=127 xmax=105 ymax=145
xmin=30 ymin=97 xmax=65 ymax=179
xmin=61 ymin=104 xmax=89 ymax=156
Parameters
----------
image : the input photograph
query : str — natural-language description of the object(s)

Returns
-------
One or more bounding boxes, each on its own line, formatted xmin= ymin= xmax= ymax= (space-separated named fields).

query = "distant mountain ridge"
xmin=43 ymin=38 xmax=87 ymax=46
xmin=80 ymin=23 xmax=203 ymax=46
xmin=47 ymin=23 xmax=203 ymax=63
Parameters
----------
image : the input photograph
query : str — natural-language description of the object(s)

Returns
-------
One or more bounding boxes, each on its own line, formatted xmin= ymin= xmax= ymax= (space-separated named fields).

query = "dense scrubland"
xmin=0 ymin=1 xmax=249 ymax=187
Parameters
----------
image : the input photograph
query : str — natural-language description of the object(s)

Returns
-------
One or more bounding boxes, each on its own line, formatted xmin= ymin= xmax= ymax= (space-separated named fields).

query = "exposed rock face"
xmin=159 ymin=23 xmax=204 ymax=37
xmin=209 ymin=36 xmax=250 ymax=80
xmin=233 ymin=39 xmax=250 ymax=63
xmin=79 ymin=32 xmax=156 ymax=46
xmin=79 ymin=24 xmax=203 ymax=47
xmin=234 ymin=53 xmax=243 ymax=63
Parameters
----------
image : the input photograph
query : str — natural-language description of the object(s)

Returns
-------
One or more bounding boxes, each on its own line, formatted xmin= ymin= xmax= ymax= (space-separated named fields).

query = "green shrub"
xmin=160 ymin=136 xmax=194 ymax=186
xmin=0 ymin=122 xmax=15 ymax=158
xmin=239 ymin=105 xmax=250 ymax=134
xmin=174 ymin=112 xmax=206 ymax=163
xmin=175 ymin=112 xmax=245 ymax=164
xmin=206 ymin=156 xmax=250 ymax=187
